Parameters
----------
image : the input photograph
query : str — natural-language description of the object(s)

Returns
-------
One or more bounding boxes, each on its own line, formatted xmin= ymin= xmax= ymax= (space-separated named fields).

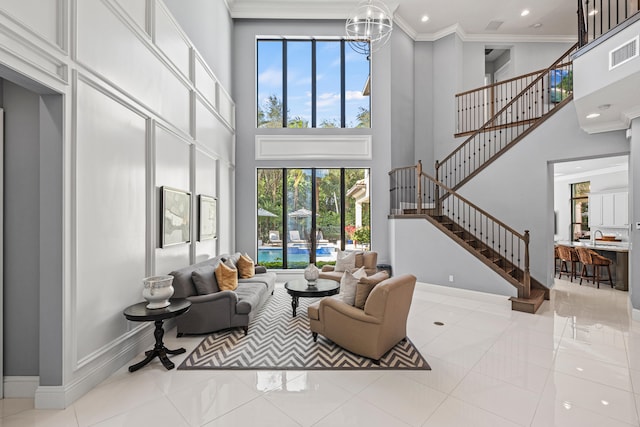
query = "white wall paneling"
xmin=195 ymin=95 xmax=234 ymax=161
xmin=217 ymin=83 xmax=235 ymax=129
xmin=153 ymin=1 xmax=191 ymax=79
xmin=195 ymin=149 xmax=218 ymax=262
xmin=0 ymin=0 xmax=235 ymax=408
xmin=0 ymin=0 xmax=65 ymax=51
xmin=154 ymin=122 xmax=192 ymax=274
xmin=194 ymin=52 xmax=217 ymax=109
xmin=112 ymin=0 xmax=148 ymax=35
xmin=74 ymin=76 xmax=147 ymax=365
xmin=255 ymin=135 xmax=373 ymax=160
xmin=76 ymin=0 xmax=191 ymax=134
xmin=0 ymin=24 xmax=67 ymax=84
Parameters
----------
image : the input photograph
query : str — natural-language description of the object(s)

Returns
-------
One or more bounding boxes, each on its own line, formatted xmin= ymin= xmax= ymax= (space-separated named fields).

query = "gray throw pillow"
xmin=191 ymin=265 xmax=220 ymax=295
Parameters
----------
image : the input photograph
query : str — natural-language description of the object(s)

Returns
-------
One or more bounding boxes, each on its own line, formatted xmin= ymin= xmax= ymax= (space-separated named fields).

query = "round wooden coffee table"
xmin=284 ymin=278 xmax=339 ymax=317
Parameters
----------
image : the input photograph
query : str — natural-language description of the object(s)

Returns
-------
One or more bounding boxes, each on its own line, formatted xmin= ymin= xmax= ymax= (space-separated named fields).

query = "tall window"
xmin=570 ymin=181 xmax=590 ymax=240
xmin=257 ymin=39 xmax=370 ymax=128
xmin=257 ymin=168 xmax=370 ymax=269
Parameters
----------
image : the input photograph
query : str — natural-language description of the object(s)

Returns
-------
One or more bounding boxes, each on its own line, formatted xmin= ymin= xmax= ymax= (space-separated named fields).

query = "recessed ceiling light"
xmin=601 ymin=400 xmax=610 ymax=406
xmin=421 ymin=15 xmax=429 ymax=23
xmin=521 ymin=9 xmax=530 ymax=17
xmin=586 ymin=113 xmax=601 ymax=119
xmin=589 ymin=9 xmax=599 ymax=16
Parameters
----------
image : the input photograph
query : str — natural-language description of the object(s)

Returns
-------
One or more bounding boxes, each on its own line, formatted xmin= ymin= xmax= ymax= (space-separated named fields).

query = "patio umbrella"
xmin=287 ymin=208 xmax=312 ymax=218
xmin=258 ymin=207 xmax=277 ymax=217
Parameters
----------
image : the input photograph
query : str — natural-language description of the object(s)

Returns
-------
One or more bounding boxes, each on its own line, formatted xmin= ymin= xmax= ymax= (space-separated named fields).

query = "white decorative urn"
xmin=142 ymin=275 xmax=174 ymax=309
xmin=304 ymin=264 xmax=320 ymax=284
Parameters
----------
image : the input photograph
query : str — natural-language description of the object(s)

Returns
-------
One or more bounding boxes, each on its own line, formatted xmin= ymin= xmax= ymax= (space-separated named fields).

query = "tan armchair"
xmin=308 ymin=273 xmax=416 ymax=362
xmin=319 ymin=250 xmax=378 ymax=282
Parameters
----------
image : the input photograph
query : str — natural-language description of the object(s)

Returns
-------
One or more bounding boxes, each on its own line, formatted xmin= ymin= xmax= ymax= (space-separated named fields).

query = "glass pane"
xmin=257 ymin=40 xmax=283 ymax=128
xmin=572 ymin=181 xmax=590 ymax=197
xmin=315 ymin=169 xmax=341 ymax=267
xmin=257 ymin=169 xmax=283 ymax=267
xmin=345 ymin=48 xmax=371 ymax=128
xmin=345 ymin=169 xmax=370 ymax=251
xmin=286 ymin=41 xmax=311 ymax=128
xmin=287 ymin=169 xmax=312 ymax=268
xmin=316 ymin=41 xmax=341 ymax=128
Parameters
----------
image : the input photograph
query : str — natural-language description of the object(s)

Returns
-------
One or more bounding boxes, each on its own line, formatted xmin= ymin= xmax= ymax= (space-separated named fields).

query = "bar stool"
xmin=575 ymin=247 xmax=613 ymax=288
xmin=557 ymin=245 xmax=579 ymax=282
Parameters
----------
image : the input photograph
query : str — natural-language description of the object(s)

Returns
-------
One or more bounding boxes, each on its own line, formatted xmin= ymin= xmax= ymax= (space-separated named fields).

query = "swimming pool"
xmin=258 ymin=245 xmax=336 ymax=263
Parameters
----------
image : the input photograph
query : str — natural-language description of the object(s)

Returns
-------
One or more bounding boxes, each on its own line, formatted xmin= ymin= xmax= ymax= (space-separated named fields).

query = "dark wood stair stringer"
xmin=422 ymin=213 xmax=548 ymax=313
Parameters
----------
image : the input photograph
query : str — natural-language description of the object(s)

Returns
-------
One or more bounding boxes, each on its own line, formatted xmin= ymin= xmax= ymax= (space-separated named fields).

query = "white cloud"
xmin=316 ymin=92 xmax=340 ymax=108
xmin=258 ymin=67 xmax=282 ymax=87
xmin=345 ymin=90 xmax=365 ymax=101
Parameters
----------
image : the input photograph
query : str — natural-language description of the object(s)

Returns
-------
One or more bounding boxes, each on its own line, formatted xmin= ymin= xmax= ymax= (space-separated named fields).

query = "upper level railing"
xmin=389 ymin=161 xmax=531 ymax=297
xmin=455 ymin=69 xmax=545 ymax=136
xmin=579 ymin=0 xmax=640 ymax=47
xmin=436 ymin=43 xmax=579 ymax=191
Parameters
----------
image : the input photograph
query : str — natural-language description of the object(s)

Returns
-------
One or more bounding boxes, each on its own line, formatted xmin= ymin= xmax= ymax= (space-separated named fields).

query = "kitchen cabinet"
xmin=589 ymin=191 xmax=629 ymax=228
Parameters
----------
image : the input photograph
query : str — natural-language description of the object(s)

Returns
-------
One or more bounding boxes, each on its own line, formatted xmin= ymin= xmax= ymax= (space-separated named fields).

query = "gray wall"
xmin=3 ymin=80 xmax=41 ymax=376
xmin=232 ymin=19 xmax=395 ymax=264
xmin=163 ymin=0 xmax=233 ymax=90
xmin=390 ymin=27 xmax=415 ymax=168
xmin=414 ymin=42 xmax=434 ymax=172
xmin=38 ymin=94 xmax=63 ymax=386
xmin=458 ymin=103 xmax=629 ymax=286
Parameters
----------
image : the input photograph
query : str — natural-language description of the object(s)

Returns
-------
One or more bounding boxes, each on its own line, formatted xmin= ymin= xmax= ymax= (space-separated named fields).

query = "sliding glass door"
xmin=257 ymin=168 xmax=370 ymax=269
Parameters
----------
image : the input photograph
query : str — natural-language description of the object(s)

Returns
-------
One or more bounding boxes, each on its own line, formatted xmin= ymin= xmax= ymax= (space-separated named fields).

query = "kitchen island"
xmin=555 ymin=240 xmax=629 ymax=291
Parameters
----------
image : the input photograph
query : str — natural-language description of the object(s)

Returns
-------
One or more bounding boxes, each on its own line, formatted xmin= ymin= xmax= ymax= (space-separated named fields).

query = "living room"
xmin=1 ymin=0 xmax=640 ymax=425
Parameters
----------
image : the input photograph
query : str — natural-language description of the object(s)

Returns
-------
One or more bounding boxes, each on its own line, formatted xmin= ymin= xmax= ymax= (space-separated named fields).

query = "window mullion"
xmin=312 ymin=40 xmax=317 ymax=128
xmin=283 ymin=41 xmax=288 ymax=128
xmin=340 ymin=40 xmax=346 ymax=128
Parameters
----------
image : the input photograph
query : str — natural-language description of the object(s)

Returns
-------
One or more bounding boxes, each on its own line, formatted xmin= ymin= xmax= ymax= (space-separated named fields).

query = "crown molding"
xmin=227 ymin=1 xmax=578 ymax=44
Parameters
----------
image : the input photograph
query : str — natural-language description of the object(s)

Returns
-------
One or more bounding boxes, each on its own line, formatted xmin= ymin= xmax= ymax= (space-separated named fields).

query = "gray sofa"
xmin=170 ymin=253 xmax=276 ymax=336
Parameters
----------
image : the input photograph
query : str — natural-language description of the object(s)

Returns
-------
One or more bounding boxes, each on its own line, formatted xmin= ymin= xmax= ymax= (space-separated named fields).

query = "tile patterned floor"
xmin=2 ymin=278 xmax=640 ymax=426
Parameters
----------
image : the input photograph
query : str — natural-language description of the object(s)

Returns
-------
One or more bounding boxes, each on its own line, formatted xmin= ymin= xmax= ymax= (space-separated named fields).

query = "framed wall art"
xmin=198 ymin=194 xmax=217 ymax=241
xmin=161 ymin=186 xmax=191 ymax=247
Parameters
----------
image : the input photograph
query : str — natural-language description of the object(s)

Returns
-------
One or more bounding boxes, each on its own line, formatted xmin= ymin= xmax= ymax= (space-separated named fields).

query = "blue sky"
xmin=257 ymin=40 xmax=370 ymax=127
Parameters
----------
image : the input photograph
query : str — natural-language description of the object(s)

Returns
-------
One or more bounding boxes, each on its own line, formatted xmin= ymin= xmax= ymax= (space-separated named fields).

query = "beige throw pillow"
xmin=354 ymin=271 xmax=389 ymax=309
xmin=334 ymin=249 xmax=356 ymax=272
xmin=339 ymin=267 xmax=367 ymax=306
xmin=237 ymin=253 xmax=255 ymax=279
xmin=215 ymin=261 xmax=238 ymax=291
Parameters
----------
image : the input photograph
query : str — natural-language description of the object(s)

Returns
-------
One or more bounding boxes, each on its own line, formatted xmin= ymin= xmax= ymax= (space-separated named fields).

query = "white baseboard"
xmin=33 ymin=325 xmax=155 ymax=409
xmin=631 ymin=303 xmax=640 ymax=322
xmin=416 ymin=281 xmax=511 ymax=304
xmin=4 ymin=376 xmax=39 ymax=398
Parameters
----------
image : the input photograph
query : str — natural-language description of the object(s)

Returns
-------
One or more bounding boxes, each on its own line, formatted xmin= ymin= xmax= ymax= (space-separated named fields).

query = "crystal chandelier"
xmin=345 ymin=0 xmax=393 ymax=57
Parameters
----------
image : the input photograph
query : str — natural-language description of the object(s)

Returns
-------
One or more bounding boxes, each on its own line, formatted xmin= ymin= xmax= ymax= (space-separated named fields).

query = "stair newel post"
xmin=523 ymin=230 xmax=531 ymax=299
xmin=416 ymin=160 xmax=423 ymax=214
xmin=434 ymin=160 xmax=441 ymax=216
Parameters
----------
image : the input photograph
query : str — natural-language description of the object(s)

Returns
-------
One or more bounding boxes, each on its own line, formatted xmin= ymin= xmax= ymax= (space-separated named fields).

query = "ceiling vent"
xmin=609 ymin=36 xmax=638 ymax=70
xmin=485 ymin=21 xmax=504 ymax=31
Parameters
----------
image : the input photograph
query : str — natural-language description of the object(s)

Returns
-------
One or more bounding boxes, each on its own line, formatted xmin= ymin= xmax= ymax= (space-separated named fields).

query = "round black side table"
xmin=123 ymin=299 xmax=191 ymax=372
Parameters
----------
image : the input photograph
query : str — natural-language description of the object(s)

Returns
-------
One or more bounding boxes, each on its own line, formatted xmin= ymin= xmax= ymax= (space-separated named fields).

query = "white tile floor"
xmin=3 ymin=278 xmax=640 ymax=426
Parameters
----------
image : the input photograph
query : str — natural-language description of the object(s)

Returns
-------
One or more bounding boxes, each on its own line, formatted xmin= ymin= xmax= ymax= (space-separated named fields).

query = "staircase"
xmin=389 ymin=161 xmax=547 ymax=313
xmin=438 ymin=43 xmax=579 ymax=191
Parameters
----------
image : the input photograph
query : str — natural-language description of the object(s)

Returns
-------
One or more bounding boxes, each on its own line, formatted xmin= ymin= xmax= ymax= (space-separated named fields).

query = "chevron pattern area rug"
xmin=178 ymin=287 xmax=430 ymax=370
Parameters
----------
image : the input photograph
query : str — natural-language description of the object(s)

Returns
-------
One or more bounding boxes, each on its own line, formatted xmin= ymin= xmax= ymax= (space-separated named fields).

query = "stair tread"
xmin=509 ymin=289 xmax=545 ymax=303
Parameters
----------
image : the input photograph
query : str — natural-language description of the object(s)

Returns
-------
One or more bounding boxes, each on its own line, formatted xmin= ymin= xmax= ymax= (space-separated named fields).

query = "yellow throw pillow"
xmin=215 ymin=261 xmax=238 ymax=291
xmin=237 ymin=254 xmax=255 ymax=279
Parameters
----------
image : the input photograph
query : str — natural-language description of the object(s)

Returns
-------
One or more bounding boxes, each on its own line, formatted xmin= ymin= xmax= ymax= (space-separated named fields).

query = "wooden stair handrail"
xmin=421 ymin=169 xmax=527 ymax=241
xmin=438 ymin=42 xmax=579 ymax=175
